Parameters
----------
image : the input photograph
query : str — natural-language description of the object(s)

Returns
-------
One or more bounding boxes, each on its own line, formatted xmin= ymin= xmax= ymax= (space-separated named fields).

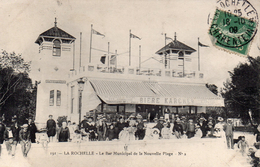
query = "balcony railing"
xmin=70 ymin=64 xmax=204 ymax=79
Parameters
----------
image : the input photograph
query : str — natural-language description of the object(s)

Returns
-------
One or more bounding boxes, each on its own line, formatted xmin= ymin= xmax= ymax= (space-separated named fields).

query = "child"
xmin=119 ymin=127 xmax=130 ymax=142
xmin=74 ymin=125 xmax=82 ymax=143
xmin=106 ymin=124 xmax=115 ymax=141
xmin=36 ymin=128 xmax=48 ymax=150
xmin=151 ymin=128 xmax=160 ymax=140
xmin=237 ymin=136 xmax=249 ymax=156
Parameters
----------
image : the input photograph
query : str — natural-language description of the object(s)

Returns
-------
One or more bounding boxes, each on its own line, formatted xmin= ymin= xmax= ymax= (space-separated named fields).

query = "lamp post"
xmin=78 ymin=78 xmax=85 ymax=126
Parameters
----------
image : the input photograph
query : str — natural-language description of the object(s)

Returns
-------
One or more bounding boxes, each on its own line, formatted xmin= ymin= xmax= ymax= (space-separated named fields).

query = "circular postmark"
xmin=208 ymin=0 xmax=258 ymax=55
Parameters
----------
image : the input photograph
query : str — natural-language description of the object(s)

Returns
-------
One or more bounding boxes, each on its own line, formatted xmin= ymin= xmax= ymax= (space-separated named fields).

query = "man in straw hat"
xmin=223 ymin=118 xmax=235 ymax=149
xmin=19 ymin=124 xmax=31 ymax=157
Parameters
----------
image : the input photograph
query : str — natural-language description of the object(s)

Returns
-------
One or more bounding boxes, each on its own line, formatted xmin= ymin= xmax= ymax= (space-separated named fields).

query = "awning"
xmin=89 ymin=79 xmax=224 ymax=107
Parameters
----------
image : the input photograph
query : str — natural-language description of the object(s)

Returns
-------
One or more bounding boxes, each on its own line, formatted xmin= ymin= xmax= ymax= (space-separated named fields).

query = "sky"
xmin=0 ymin=0 xmax=260 ymax=88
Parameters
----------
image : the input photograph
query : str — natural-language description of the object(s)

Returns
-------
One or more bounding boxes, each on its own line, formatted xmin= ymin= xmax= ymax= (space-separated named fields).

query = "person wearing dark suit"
xmin=28 ymin=118 xmax=37 ymax=143
xmin=46 ymin=115 xmax=56 ymax=142
xmin=173 ymin=119 xmax=184 ymax=139
xmin=153 ymin=116 xmax=164 ymax=137
xmin=197 ymin=117 xmax=208 ymax=138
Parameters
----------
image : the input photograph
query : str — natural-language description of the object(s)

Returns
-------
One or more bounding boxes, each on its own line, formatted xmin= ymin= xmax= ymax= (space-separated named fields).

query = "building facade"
xmin=34 ymin=22 xmax=224 ymax=124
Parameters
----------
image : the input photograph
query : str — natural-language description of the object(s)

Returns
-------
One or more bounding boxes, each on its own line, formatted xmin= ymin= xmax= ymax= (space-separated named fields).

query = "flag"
xmin=110 ymin=55 xmax=116 ymax=65
xmin=92 ymin=29 xmax=105 ymax=37
xmin=198 ymin=42 xmax=209 ymax=47
xmin=100 ymin=55 xmax=106 ymax=64
xmin=166 ymin=36 xmax=174 ymax=41
xmin=130 ymin=33 xmax=141 ymax=40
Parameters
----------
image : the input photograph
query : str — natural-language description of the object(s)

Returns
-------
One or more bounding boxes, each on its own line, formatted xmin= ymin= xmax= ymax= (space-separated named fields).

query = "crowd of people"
xmin=0 ymin=116 xmax=37 ymax=157
xmin=43 ymin=113 xmax=235 ymax=145
xmin=2 ymin=112 xmax=260 ymax=165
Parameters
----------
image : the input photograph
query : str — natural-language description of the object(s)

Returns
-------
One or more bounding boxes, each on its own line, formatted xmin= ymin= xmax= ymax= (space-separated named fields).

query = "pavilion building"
xmin=34 ymin=21 xmax=224 ymax=124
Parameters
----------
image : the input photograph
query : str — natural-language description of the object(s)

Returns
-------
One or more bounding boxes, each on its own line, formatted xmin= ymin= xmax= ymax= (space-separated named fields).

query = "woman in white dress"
xmin=214 ymin=117 xmax=225 ymax=138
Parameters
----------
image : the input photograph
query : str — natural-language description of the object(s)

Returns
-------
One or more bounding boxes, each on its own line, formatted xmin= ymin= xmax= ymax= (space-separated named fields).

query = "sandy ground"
xmin=0 ymin=131 xmax=256 ymax=167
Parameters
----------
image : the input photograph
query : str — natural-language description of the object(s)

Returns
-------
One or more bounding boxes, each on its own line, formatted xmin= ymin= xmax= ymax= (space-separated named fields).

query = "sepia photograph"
xmin=0 ymin=0 xmax=260 ymax=166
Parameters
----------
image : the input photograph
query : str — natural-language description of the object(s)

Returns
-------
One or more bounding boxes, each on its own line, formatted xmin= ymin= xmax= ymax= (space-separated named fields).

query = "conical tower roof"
xmin=156 ymin=38 xmax=196 ymax=55
xmin=35 ymin=18 xmax=76 ymax=45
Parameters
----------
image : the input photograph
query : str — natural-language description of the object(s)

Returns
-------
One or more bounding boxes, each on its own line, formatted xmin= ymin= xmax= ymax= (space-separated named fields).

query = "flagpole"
xmin=139 ymin=45 xmax=141 ymax=69
xmin=183 ymin=51 xmax=185 ymax=77
xmin=198 ymin=37 xmax=200 ymax=71
xmin=129 ymin=30 xmax=131 ymax=66
xmin=89 ymin=24 xmax=93 ymax=63
xmin=80 ymin=32 xmax=82 ymax=69
xmin=115 ymin=50 xmax=117 ymax=69
xmin=73 ymin=40 xmax=75 ymax=70
xmin=108 ymin=42 xmax=110 ymax=72
xmin=164 ymin=33 xmax=167 ymax=69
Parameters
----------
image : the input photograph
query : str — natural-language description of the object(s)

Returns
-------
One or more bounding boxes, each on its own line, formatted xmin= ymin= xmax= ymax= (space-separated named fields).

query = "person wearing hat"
xmin=106 ymin=124 xmax=116 ymax=141
xmin=115 ymin=116 xmax=128 ymax=139
xmin=85 ymin=116 xmax=97 ymax=141
xmin=57 ymin=122 xmax=70 ymax=142
xmin=153 ymin=116 xmax=164 ymax=137
xmin=0 ymin=117 xmax=5 ymax=157
xmin=151 ymin=128 xmax=160 ymax=140
xmin=186 ymin=119 xmax=195 ymax=139
xmin=173 ymin=119 xmax=184 ymax=139
xmin=10 ymin=117 xmax=20 ymax=156
xmin=97 ymin=117 xmax=107 ymax=141
xmin=135 ymin=114 xmax=145 ymax=140
xmin=19 ymin=124 xmax=31 ymax=157
xmin=46 ymin=115 xmax=56 ymax=142
xmin=11 ymin=115 xmax=17 ymax=123
xmin=214 ymin=117 xmax=225 ymax=138
xmin=28 ymin=118 xmax=37 ymax=143
xmin=180 ymin=116 xmax=187 ymax=134
xmin=4 ymin=123 xmax=20 ymax=156
xmin=223 ymin=118 xmax=235 ymax=149
xmin=80 ymin=116 xmax=88 ymax=130
xmin=197 ymin=117 xmax=208 ymax=138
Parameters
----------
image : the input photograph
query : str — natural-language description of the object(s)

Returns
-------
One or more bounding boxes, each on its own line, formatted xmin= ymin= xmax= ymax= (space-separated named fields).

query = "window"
xmin=49 ymin=90 xmax=54 ymax=106
xmin=53 ymin=39 xmax=61 ymax=56
xmin=71 ymin=86 xmax=75 ymax=113
xmin=56 ymin=90 xmax=61 ymax=106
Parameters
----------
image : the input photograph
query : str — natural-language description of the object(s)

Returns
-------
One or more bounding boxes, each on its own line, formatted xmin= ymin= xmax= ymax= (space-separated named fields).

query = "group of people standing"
xmin=78 ymin=114 xmax=146 ymax=142
xmin=0 ymin=116 xmax=37 ymax=157
xmin=44 ymin=113 xmax=237 ymax=146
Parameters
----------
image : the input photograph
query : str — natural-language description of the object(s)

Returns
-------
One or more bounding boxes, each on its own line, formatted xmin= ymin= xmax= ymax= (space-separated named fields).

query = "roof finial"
xmin=54 ymin=17 xmax=57 ymax=27
xmin=174 ymin=32 xmax=177 ymax=41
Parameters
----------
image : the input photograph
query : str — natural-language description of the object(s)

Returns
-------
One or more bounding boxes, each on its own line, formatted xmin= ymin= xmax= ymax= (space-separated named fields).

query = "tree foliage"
xmin=221 ymin=56 xmax=260 ymax=125
xmin=0 ymin=51 xmax=35 ymax=124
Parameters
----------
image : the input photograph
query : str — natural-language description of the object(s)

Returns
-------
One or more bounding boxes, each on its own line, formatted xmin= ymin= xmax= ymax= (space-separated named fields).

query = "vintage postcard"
xmin=0 ymin=0 xmax=260 ymax=167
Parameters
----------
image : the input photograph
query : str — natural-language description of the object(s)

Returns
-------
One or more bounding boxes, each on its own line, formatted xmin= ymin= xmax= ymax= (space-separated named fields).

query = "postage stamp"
xmin=208 ymin=0 xmax=258 ymax=56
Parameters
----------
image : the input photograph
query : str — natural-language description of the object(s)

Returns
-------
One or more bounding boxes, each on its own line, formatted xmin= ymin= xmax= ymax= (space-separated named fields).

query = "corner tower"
xmin=35 ymin=18 xmax=76 ymax=123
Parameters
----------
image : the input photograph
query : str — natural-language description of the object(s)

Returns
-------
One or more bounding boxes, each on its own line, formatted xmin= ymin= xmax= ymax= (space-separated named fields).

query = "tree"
xmin=221 ymin=56 xmax=260 ymax=125
xmin=206 ymin=83 xmax=225 ymax=118
xmin=0 ymin=51 xmax=35 ymax=124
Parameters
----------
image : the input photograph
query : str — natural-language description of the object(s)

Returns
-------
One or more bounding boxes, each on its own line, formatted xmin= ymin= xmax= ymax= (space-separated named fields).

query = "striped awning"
xmin=89 ymin=79 xmax=224 ymax=107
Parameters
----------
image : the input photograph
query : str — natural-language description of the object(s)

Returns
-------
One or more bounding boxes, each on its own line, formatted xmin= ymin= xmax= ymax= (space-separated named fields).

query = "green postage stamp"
xmin=209 ymin=0 xmax=258 ymax=56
